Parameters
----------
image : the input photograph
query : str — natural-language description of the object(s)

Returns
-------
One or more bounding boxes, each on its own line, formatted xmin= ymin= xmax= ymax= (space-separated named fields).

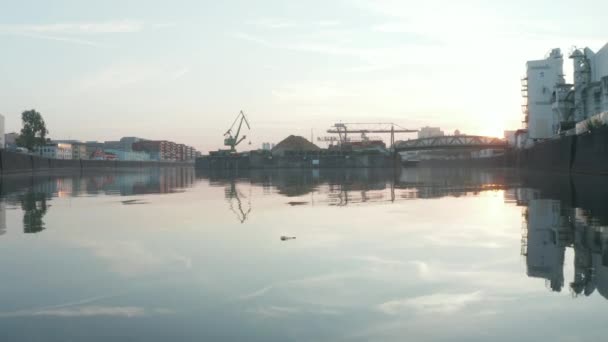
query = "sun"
xmin=480 ymin=127 xmax=505 ymax=138
xmin=476 ymin=117 xmax=506 ymax=138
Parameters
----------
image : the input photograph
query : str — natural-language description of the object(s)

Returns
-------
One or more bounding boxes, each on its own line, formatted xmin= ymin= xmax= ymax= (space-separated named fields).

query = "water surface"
xmin=0 ymin=167 xmax=607 ymax=341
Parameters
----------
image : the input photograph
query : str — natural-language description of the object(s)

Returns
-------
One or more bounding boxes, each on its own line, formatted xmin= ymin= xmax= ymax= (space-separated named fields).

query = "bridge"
xmin=394 ymin=135 xmax=507 ymax=152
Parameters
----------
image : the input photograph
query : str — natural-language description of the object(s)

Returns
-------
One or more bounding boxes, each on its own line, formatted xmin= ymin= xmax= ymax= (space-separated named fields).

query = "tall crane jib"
xmin=326 ymin=122 xmax=417 ymax=150
xmin=224 ymin=110 xmax=251 ymax=152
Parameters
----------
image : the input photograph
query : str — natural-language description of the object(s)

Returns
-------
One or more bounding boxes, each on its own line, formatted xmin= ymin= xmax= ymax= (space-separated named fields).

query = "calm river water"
xmin=0 ymin=167 xmax=607 ymax=341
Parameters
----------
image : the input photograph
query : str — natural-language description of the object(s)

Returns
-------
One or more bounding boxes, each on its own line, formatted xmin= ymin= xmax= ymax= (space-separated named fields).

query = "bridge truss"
xmin=394 ymin=135 xmax=507 ymax=151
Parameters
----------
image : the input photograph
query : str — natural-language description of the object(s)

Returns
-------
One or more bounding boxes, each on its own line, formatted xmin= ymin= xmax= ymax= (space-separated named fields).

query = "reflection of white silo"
xmin=525 ymin=199 xmax=566 ymax=291
xmin=593 ymin=253 xmax=608 ymax=300
xmin=570 ymin=224 xmax=597 ymax=297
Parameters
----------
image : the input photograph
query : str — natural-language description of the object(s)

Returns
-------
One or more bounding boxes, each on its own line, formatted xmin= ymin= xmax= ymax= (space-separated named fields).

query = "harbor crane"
xmin=327 ymin=122 xmax=417 ymax=148
xmin=224 ymin=110 xmax=251 ymax=152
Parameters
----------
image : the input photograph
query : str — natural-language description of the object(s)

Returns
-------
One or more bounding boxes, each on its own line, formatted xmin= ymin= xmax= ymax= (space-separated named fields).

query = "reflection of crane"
xmin=225 ymin=179 xmax=252 ymax=223
xmin=224 ymin=110 xmax=251 ymax=152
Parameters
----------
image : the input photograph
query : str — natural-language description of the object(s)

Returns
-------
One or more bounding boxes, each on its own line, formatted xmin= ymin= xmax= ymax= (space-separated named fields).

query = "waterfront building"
xmin=90 ymin=148 xmax=117 ymax=160
xmin=522 ymin=48 xmax=565 ymax=139
xmin=4 ymin=132 xmax=18 ymax=149
xmin=104 ymin=137 xmax=146 ymax=152
xmin=504 ymin=130 xmax=516 ymax=147
xmin=177 ymin=144 xmax=186 ymax=161
xmin=120 ymin=137 xmax=145 ymax=149
xmin=523 ymin=43 xmax=608 ymax=139
xmin=104 ymin=149 xmax=151 ymax=161
xmin=133 ymin=140 xmax=172 ymax=161
xmin=54 ymin=140 xmax=88 ymax=160
xmin=417 ymin=126 xmax=444 ymax=139
xmin=85 ymin=141 xmax=104 ymax=156
xmin=72 ymin=143 xmax=88 ymax=160
xmin=35 ymin=143 xmax=73 ymax=159
xmin=569 ymin=44 xmax=608 ymax=121
xmin=132 ymin=140 xmax=196 ymax=161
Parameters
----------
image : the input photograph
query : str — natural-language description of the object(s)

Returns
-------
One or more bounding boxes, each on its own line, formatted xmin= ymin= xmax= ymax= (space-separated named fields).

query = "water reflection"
xmin=197 ymin=167 xmax=516 ymax=208
xmin=3 ymin=166 xmax=608 ymax=305
xmin=225 ymin=179 xmax=252 ymax=223
xmin=0 ymin=202 xmax=6 ymax=236
xmin=200 ymin=168 xmax=608 ymax=303
xmin=2 ymin=166 xmax=608 ymax=340
xmin=19 ymin=191 xmax=49 ymax=233
xmin=514 ymin=172 xmax=608 ymax=300
xmin=0 ymin=167 xmax=195 ymax=235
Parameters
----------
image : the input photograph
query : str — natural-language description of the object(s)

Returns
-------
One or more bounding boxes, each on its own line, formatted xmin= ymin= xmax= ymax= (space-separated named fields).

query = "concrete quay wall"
xmin=197 ymin=152 xmax=397 ymax=170
xmin=571 ymin=126 xmax=608 ymax=174
xmin=514 ymin=126 xmax=608 ymax=175
xmin=0 ymin=150 xmax=193 ymax=174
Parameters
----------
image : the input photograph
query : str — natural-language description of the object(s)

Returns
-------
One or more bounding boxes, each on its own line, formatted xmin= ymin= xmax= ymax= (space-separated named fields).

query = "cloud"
xmin=0 ymin=20 xmax=149 ymax=47
xmin=3 ymin=31 xmax=110 ymax=47
xmin=74 ymin=239 xmax=192 ymax=276
xmin=372 ymin=22 xmax=412 ymax=33
xmin=271 ymin=82 xmax=352 ymax=103
xmin=351 ymin=255 xmax=407 ymax=266
xmin=317 ymin=21 xmax=341 ymax=27
xmin=247 ymin=306 xmax=301 ymax=318
xmin=240 ymin=285 xmax=275 ymax=300
xmin=409 ymin=260 xmax=431 ymax=278
xmin=171 ymin=67 xmax=191 ymax=80
xmin=230 ymin=30 xmax=448 ymax=73
xmin=251 ymin=19 xmax=297 ymax=29
xmin=238 ymin=269 xmax=363 ymax=302
xmin=0 ymin=294 xmax=174 ymax=318
xmin=0 ymin=20 xmax=144 ymax=35
xmin=246 ymin=305 xmax=341 ymax=319
xmin=0 ymin=306 xmax=173 ymax=318
xmin=230 ymin=32 xmax=277 ymax=48
xmin=378 ymin=291 xmax=484 ymax=315
xmin=78 ymin=64 xmax=193 ymax=90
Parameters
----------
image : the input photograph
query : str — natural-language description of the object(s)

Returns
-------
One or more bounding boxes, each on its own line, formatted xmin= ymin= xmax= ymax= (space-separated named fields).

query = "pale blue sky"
xmin=1 ymin=0 xmax=607 ymax=151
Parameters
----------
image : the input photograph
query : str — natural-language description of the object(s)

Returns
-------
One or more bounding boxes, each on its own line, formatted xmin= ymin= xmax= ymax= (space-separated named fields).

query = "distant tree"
xmin=15 ymin=109 xmax=49 ymax=151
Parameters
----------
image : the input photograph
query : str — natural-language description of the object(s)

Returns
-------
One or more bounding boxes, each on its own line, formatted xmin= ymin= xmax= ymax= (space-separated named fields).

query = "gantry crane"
xmin=224 ymin=110 xmax=251 ymax=152
xmin=326 ymin=122 xmax=417 ymax=148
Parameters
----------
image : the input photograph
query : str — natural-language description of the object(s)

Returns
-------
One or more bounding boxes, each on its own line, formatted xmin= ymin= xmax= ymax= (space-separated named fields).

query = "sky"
xmin=1 ymin=0 xmax=607 ymax=152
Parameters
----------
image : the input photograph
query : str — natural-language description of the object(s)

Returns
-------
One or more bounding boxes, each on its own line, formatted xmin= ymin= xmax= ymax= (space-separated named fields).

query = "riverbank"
xmin=194 ymin=127 xmax=608 ymax=175
xmin=0 ymin=150 xmax=194 ymax=174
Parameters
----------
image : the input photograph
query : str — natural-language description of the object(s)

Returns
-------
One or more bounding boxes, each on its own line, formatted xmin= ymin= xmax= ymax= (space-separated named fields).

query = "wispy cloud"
xmin=0 ymin=306 xmax=173 ymax=318
xmin=73 ymin=239 xmax=192 ymax=276
xmin=317 ymin=20 xmax=341 ymax=27
xmin=0 ymin=20 xmax=144 ymax=34
xmin=171 ymin=67 xmax=191 ymax=80
xmin=230 ymin=29 xmax=446 ymax=73
xmin=0 ymin=294 xmax=174 ymax=318
xmin=378 ymin=291 xmax=484 ymax=315
xmin=6 ymin=31 xmax=110 ymax=47
xmin=251 ymin=18 xmax=297 ymax=29
xmin=78 ymin=64 xmax=193 ymax=90
xmin=246 ymin=305 xmax=341 ymax=319
xmin=247 ymin=305 xmax=301 ymax=318
xmin=0 ymin=20 xmax=146 ymax=47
